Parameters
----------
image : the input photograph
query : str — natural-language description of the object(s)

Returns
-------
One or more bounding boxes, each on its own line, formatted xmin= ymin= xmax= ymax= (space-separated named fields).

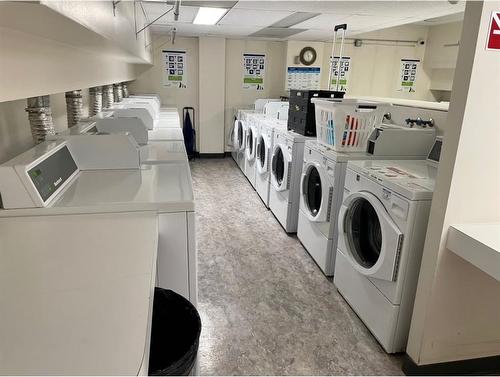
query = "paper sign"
xmin=286 ymin=67 xmax=321 ymax=90
xmin=487 ymin=11 xmax=500 ymax=50
xmin=399 ymin=59 xmax=420 ymax=93
xmin=330 ymin=56 xmax=351 ymax=92
xmin=243 ymin=53 xmax=265 ymax=90
xmin=163 ymin=50 xmax=187 ymax=88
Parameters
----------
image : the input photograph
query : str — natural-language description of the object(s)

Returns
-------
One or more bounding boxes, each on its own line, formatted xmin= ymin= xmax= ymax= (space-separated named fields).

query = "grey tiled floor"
xmin=190 ymin=157 xmax=402 ymax=376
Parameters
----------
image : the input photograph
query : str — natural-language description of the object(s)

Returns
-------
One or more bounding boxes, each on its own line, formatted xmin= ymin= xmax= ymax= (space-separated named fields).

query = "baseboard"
xmin=402 ymin=353 xmax=500 ymax=375
xmin=198 ymin=153 xmax=226 ymax=158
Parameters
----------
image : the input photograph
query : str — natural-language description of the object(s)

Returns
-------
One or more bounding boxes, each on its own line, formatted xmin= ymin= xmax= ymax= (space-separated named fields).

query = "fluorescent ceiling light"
xmin=193 ymin=7 xmax=228 ymax=25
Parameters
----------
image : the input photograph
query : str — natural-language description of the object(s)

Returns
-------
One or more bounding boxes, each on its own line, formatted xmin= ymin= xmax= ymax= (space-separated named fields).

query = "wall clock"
xmin=299 ymin=46 xmax=317 ymax=66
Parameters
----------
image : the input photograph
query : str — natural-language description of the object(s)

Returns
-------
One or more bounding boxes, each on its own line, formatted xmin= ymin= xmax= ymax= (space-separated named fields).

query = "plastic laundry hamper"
xmin=312 ymin=98 xmax=389 ymax=152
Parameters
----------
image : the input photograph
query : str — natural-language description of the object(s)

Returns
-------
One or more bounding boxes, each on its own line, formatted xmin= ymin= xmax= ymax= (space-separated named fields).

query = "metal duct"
xmin=89 ymin=86 xmax=103 ymax=116
xmin=25 ymin=96 xmax=55 ymax=144
xmin=65 ymin=90 xmax=84 ymax=128
xmin=113 ymin=83 xmax=123 ymax=103
xmin=122 ymin=82 xmax=129 ymax=98
xmin=103 ymin=85 xmax=114 ymax=108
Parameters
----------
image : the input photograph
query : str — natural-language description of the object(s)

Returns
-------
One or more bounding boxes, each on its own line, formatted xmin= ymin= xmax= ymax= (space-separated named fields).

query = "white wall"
xmin=199 ymin=37 xmax=226 ymax=154
xmin=128 ymin=36 xmax=200 ymax=148
xmin=224 ymin=39 xmax=287 ymax=151
xmin=407 ymin=0 xmax=500 ymax=365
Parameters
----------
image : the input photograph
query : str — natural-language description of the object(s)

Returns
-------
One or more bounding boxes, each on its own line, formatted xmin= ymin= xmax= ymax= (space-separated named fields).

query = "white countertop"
xmin=447 ymin=223 xmax=500 ymax=282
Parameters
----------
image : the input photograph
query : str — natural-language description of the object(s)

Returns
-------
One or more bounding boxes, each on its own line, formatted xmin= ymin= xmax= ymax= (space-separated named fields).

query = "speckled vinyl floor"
xmin=190 ymin=157 xmax=402 ymax=376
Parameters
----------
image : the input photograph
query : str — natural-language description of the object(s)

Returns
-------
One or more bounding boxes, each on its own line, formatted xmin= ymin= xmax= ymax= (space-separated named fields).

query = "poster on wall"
xmin=399 ymin=58 xmax=419 ymax=93
xmin=162 ymin=50 xmax=187 ymax=88
xmin=286 ymin=67 xmax=321 ymax=90
xmin=330 ymin=56 xmax=351 ymax=92
xmin=242 ymin=53 xmax=265 ymax=90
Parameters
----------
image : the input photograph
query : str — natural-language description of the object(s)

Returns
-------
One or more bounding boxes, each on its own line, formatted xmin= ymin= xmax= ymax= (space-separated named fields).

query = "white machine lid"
xmin=140 ymin=140 xmax=187 ymax=163
xmin=348 ymin=159 xmax=437 ymax=200
xmin=273 ymin=127 xmax=310 ymax=142
xmin=50 ymin=162 xmax=194 ymax=214
xmin=304 ymin=140 xmax=380 ymax=162
xmin=148 ymin=128 xmax=184 ymax=141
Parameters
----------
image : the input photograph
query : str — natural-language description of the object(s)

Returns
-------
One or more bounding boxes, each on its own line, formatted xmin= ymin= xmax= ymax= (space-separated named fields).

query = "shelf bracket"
xmin=136 ymin=3 xmax=174 ymax=36
xmin=112 ymin=0 xmax=121 ymax=16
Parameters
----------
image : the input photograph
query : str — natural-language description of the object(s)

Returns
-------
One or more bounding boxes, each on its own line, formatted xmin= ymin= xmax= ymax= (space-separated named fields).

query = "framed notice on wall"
xmin=162 ymin=50 xmax=187 ymax=88
xmin=399 ymin=58 xmax=419 ymax=93
xmin=286 ymin=67 xmax=321 ymax=90
xmin=330 ymin=56 xmax=351 ymax=92
xmin=242 ymin=53 xmax=265 ymax=90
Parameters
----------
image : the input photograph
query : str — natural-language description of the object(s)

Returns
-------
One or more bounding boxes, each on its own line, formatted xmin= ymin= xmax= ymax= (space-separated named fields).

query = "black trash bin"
xmin=149 ymin=288 xmax=202 ymax=376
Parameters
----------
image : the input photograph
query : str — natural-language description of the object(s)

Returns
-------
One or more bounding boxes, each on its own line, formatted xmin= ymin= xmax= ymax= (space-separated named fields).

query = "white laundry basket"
xmin=312 ymin=98 xmax=389 ymax=152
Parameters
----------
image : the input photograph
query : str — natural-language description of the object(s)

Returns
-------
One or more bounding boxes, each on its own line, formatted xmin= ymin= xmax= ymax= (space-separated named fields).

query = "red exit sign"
xmin=487 ymin=11 xmax=500 ymax=50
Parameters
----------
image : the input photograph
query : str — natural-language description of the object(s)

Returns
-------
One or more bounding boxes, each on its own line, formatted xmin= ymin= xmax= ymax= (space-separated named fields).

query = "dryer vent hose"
xmin=65 ymin=90 xmax=84 ymax=128
xmin=122 ymin=82 xmax=129 ymax=98
xmin=89 ymin=86 xmax=103 ymax=116
xmin=103 ymin=85 xmax=114 ymax=109
xmin=25 ymin=96 xmax=55 ymax=144
xmin=113 ymin=83 xmax=123 ymax=103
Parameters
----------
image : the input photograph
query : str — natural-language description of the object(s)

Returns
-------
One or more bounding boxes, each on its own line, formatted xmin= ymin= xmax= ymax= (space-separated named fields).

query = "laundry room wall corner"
xmin=407 ymin=0 xmax=500 ymax=368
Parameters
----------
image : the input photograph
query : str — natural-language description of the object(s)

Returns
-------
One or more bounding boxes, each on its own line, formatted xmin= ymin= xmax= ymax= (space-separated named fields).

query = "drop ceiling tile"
xmin=218 ymin=8 xmax=294 ymax=27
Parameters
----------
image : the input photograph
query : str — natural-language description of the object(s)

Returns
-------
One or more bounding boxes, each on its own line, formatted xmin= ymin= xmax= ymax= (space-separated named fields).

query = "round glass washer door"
xmin=301 ymin=163 xmax=331 ymax=222
xmin=237 ymin=121 xmax=245 ymax=151
xmin=256 ymin=135 xmax=269 ymax=174
xmin=339 ymin=191 xmax=404 ymax=281
xmin=245 ymin=127 xmax=255 ymax=160
xmin=271 ymin=144 xmax=289 ymax=192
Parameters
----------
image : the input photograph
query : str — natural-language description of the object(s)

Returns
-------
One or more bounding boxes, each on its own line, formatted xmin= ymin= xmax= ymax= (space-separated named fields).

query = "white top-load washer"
xmin=52 ymin=115 xmax=186 ymax=164
xmin=255 ymin=118 xmax=288 ymax=207
xmin=269 ymin=128 xmax=313 ymax=233
xmin=0 ymin=136 xmax=196 ymax=375
xmin=113 ymin=96 xmax=181 ymax=129
xmin=334 ymin=137 xmax=442 ymax=353
xmin=298 ymin=124 xmax=437 ymax=276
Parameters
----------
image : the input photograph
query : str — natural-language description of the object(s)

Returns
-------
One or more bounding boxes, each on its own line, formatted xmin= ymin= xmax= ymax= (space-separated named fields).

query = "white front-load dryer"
xmin=269 ymin=129 xmax=311 ymax=233
xmin=297 ymin=141 xmax=342 ymax=275
xmin=334 ymin=151 xmax=440 ymax=353
xmin=244 ymin=115 xmax=258 ymax=188
xmin=255 ymin=119 xmax=287 ymax=208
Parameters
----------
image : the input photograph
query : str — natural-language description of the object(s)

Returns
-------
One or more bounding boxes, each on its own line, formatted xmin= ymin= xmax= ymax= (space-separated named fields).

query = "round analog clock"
xmin=299 ymin=46 xmax=317 ymax=66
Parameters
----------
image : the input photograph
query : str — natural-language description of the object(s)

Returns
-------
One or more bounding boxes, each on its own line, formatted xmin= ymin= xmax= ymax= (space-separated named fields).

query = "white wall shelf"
xmin=447 ymin=223 xmax=500 ymax=282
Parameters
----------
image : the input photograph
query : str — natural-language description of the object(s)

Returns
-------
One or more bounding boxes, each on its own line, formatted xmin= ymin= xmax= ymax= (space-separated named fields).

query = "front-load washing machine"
xmin=255 ymin=119 xmax=287 ymax=208
xmin=232 ymin=118 xmax=246 ymax=172
xmin=244 ymin=114 xmax=259 ymax=188
xmin=297 ymin=124 xmax=436 ymax=276
xmin=334 ymin=137 xmax=442 ymax=353
xmin=269 ymin=128 xmax=312 ymax=233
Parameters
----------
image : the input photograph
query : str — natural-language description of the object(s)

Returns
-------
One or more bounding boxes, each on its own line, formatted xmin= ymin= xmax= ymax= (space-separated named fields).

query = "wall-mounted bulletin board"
xmin=162 ymin=50 xmax=187 ymax=88
xmin=242 ymin=53 xmax=265 ymax=90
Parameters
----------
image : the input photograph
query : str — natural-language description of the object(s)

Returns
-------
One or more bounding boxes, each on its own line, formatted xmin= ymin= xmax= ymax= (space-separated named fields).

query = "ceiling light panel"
xmin=271 ymin=12 xmax=321 ymax=28
xmin=250 ymin=27 xmax=307 ymax=38
xmin=143 ymin=4 xmax=199 ymax=23
xmin=193 ymin=7 xmax=228 ymax=25
xmin=218 ymin=9 xmax=293 ymax=27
